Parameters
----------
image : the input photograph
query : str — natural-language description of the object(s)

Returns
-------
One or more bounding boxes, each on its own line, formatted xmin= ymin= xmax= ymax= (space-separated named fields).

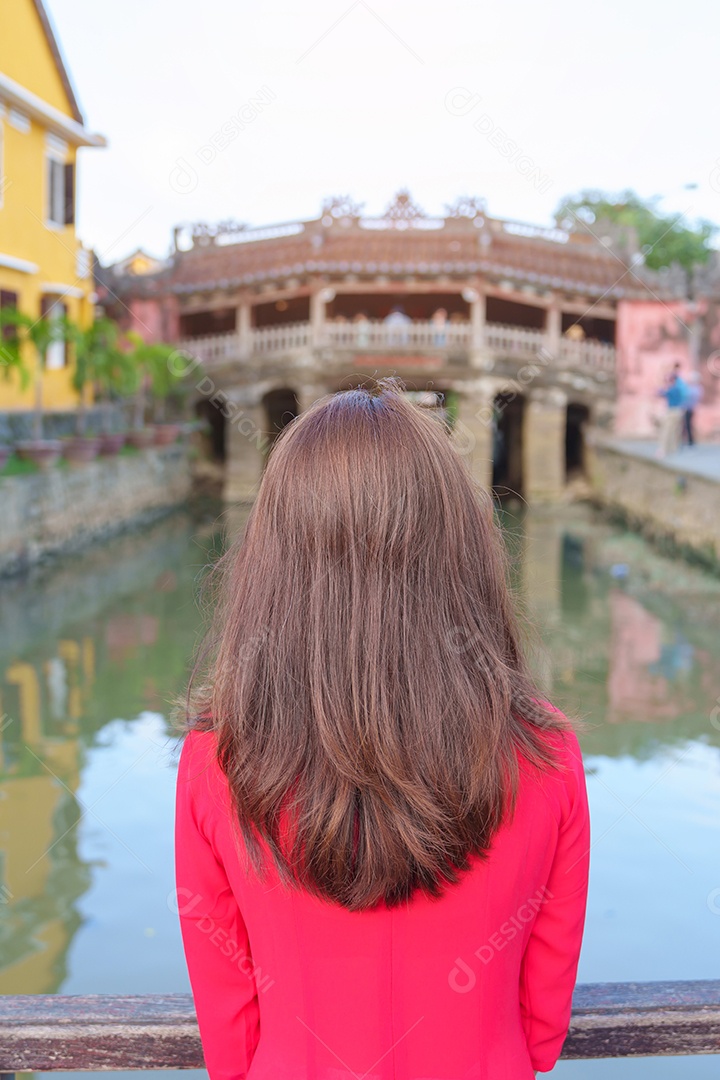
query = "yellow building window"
xmin=41 ymin=295 xmax=68 ymax=369
xmin=46 ymin=136 xmax=74 ymax=227
xmin=1 ymin=290 xmax=18 ymax=337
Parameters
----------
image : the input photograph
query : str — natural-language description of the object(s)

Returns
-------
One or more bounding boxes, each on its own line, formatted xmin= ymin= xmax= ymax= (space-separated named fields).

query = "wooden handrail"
xmin=0 ymin=982 xmax=718 ymax=1072
xmin=175 ymin=321 xmax=617 ymax=369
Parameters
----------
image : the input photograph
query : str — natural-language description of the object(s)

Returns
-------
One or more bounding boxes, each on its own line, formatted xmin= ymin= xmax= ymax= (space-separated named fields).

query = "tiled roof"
xmin=107 ymin=215 xmax=668 ymax=301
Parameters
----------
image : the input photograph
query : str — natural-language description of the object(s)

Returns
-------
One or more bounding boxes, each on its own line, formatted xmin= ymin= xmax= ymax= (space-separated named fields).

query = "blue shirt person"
xmin=659 ymin=374 xmax=688 ymax=408
xmin=657 ymin=370 xmax=688 ymax=456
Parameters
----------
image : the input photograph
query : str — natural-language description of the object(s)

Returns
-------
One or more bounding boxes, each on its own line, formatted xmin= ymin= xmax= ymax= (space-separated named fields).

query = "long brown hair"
xmin=190 ymin=382 xmax=567 ymax=910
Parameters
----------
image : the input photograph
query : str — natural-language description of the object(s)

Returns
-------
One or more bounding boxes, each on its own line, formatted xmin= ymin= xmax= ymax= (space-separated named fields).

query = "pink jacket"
xmin=175 ymin=725 xmax=589 ymax=1080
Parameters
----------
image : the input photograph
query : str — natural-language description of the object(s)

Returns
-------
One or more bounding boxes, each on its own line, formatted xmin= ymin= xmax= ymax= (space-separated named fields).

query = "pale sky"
xmin=46 ymin=0 xmax=720 ymax=263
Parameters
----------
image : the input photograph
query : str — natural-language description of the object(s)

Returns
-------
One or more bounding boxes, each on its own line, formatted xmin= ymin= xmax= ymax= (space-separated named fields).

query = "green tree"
xmin=0 ymin=309 xmax=71 ymax=441
xmin=554 ymin=189 xmax=716 ymax=279
xmin=124 ymin=333 xmax=189 ymax=428
xmin=67 ymin=317 xmax=134 ymax=435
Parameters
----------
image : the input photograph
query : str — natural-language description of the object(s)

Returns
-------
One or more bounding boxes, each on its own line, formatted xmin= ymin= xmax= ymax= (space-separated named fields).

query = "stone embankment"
xmin=0 ymin=445 xmax=192 ymax=576
xmin=588 ymin=437 xmax=720 ymax=569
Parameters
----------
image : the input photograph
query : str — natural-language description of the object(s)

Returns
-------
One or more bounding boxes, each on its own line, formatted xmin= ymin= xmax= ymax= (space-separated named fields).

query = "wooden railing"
xmin=484 ymin=322 xmax=546 ymax=360
xmin=484 ymin=323 xmax=616 ymax=373
xmin=176 ymin=320 xmax=616 ymax=373
xmin=323 ymin=319 xmax=472 ymax=350
xmin=558 ymin=335 xmax=617 ymax=373
xmin=252 ymin=321 xmax=312 ymax=355
xmin=176 ymin=331 xmax=241 ymax=367
xmin=0 ymin=982 xmax=718 ymax=1072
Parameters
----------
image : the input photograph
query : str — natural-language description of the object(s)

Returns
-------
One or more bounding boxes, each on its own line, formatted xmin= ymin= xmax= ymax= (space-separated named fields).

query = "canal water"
xmin=0 ymin=504 xmax=719 ymax=1080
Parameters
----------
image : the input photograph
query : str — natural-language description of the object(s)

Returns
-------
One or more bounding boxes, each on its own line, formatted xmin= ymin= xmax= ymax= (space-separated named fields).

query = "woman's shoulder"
xmin=520 ymin=710 xmax=587 ymax=821
xmin=177 ymin=727 xmax=226 ymax=802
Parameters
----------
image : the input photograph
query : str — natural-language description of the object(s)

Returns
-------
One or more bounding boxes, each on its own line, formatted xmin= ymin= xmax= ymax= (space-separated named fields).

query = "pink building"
xmin=615 ymin=298 xmax=720 ymax=441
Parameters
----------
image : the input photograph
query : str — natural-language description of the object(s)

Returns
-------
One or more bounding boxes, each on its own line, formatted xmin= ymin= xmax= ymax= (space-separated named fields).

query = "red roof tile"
xmin=108 ymin=213 xmax=668 ymax=301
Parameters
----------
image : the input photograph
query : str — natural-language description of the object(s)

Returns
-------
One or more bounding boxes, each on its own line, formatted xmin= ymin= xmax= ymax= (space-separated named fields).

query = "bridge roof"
xmin=105 ymin=197 xmax=678 ymax=303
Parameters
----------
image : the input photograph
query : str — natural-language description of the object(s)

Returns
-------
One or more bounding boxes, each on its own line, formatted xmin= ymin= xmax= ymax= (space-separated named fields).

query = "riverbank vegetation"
xmin=0 ymin=312 xmax=201 ymax=467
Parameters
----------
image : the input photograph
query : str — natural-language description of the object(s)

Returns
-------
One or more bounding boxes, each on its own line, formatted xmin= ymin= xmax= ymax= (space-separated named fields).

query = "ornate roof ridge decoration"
xmin=382 ymin=189 xmax=427 ymax=226
xmin=445 ymin=196 xmax=487 ymax=221
xmin=191 ymin=220 xmax=248 ymax=246
xmin=321 ymin=195 xmax=365 ymax=223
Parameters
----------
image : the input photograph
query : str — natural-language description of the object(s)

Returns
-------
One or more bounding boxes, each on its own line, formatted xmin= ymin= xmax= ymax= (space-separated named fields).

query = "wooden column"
xmin=310 ymin=290 xmax=328 ymax=348
xmin=465 ymin=287 xmax=486 ymax=368
xmin=236 ymin=301 xmax=251 ymax=359
xmin=470 ymin=290 xmax=486 ymax=350
xmin=523 ymin=387 xmax=568 ymax=503
xmin=547 ymin=301 xmax=562 ymax=356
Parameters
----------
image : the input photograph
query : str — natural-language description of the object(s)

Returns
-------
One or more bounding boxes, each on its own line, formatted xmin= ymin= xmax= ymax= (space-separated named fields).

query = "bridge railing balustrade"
xmin=176 ymin=319 xmax=617 ymax=376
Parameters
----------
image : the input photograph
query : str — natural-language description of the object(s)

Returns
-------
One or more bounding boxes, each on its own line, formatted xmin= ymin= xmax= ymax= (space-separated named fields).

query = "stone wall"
xmin=0 ymin=406 xmax=127 ymax=443
xmin=0 ymin=445 xmax=192 ymax=575
xmin=588 ymin=441 xmax=720 ymax=568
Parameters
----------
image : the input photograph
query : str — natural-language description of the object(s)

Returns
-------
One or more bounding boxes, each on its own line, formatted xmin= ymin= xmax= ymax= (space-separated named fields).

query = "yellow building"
xmin=0 ymin=0 xmax=105 ymax=411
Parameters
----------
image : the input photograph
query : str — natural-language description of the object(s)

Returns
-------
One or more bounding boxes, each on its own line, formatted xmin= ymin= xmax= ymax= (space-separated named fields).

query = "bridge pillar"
xmin=297 ymin=384 xmax=330 ymax=413
xmin=467 ymin=288 xmax=486 ymax=367
xmin=523 ymin=388 xmax=568 ymax=502
xmin=310 ymin=289 xmax=329 ymax=348
xmin=223 ymin=398 xmax=269 ymax=504
xmin=453 ymin=379 xmax=499 ymax=490
xmin=236 ymin=300 xmax=251 ymax=360
xmin=547 ymin=301 xmax=562 ymax=356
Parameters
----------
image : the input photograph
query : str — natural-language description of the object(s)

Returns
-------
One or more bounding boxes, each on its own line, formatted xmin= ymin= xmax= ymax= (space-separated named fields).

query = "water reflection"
xmin=0 ymin=511 xmax=226 ymax=997
xmin=502 ymin=506 xmax=720 ymax=759
xmin=0 ymin=504 xmax=718 ymax=1080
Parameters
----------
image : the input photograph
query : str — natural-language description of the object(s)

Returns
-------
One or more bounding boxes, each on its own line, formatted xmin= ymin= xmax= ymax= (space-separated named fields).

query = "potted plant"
xmin=65 ymin=317 xmax=130 ymax=460
xmin=123 ymin=334 xmax=187 ymax=448
xmin=148 ymin=344 xmax=188 ymax=444
xmin=0 ymin=308 xmax=67 ymax=467
xmin=97 ymin=340 xmax=135 ymax=455
xmin=121 ymin=332 xmax=157 ymax=449
xmin=0 ymin=334 xmax=28 ymax=469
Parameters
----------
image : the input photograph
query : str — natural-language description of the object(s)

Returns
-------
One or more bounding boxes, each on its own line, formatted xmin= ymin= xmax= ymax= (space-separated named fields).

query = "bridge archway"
xmin=224 ymin=386 xmax=299 ymax=503
xmin=492 ymin=393 xmax=525 ymax=497
xmin=263 ymin=387 xmax=299 ymax=449
xmin=565 ymin=402 xmax=591 ymax=479
xmin=195 ymin=398 xmax=226 ymax=462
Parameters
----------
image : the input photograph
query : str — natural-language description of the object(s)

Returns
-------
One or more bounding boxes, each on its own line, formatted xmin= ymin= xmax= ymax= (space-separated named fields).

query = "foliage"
xmin=124 ymin=331 xmax=196 ymax=424
xmin=554 ymin=189 xmax=716 ymax=274
xmin=0 ymin=307 xmax=195 ymax=434
xmin=0 ymin=308 xmax=72 ymax=439
xmin=64 ymin=317 xmax=138 ymax=434
xmin=68 ymin=317 xmax=135 ymax=399
xmin=0 ymin=319 xmax=32 ymax=392
xmin=0 ymin=453 xmax=40 ymax=477
xmin=123 ymin=332 xmax=181 ymax=398
xmin=0 ymin=308 xmax=66 ymax=392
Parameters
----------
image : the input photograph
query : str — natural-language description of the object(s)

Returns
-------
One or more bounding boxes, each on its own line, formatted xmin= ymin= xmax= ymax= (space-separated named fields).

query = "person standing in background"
xmin=683 ymin=371 xmax=703 ymax=446
xmin=384 ymin=305 xmax=412 ymax=346
xmin=431 ymin=307 xmax=448 ymax=347
xmin=657 ymin=365 xmax=688 ymax=457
